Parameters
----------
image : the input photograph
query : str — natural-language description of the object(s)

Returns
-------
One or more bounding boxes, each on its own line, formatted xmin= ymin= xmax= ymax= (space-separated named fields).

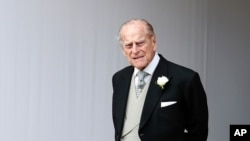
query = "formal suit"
xmin=112 ymin=54 xmax=208 ymax=141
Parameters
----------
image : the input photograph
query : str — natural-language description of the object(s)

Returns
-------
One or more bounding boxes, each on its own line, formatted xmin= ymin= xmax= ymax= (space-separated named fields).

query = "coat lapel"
xmin=139 ymin=55 xmax=169 ymax=130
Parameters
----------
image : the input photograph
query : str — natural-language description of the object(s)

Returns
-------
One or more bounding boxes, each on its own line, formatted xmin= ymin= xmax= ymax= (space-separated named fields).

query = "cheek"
xmin=122 ymin=50 xmax=132 ymax=59
xmin=122 ymin=49 xmax=128 ymax=56
xmin=145 ymin=47 xmax=155 ymax=59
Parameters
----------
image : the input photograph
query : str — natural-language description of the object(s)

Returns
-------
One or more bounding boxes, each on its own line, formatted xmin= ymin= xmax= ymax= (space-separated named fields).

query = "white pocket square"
xmin=161 ymin=101 xmax=177 ymax=108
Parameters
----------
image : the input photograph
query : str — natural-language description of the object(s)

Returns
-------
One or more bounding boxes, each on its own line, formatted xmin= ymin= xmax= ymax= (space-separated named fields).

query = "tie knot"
xmin=135 ymin=71 xmax=148 ymax=93
xmin=137 ymin=71 xmax=148 ymax=81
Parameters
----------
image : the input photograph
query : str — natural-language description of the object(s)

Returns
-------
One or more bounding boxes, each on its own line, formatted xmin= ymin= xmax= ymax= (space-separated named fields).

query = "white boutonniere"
xmin=157 ymin=76 xmax=169 ymax=89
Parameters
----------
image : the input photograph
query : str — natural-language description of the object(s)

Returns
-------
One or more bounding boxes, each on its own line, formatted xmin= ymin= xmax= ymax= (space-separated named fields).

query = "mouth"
xmin=133 ymin=56 xmax=144 ymax=61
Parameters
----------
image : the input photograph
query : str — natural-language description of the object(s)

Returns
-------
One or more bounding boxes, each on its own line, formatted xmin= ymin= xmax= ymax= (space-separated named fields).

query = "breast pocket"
xmin=160 ymin=101 xmax=178 ymax=111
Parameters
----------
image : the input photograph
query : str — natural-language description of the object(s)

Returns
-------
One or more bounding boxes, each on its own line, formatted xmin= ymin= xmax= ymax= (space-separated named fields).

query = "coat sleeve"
xmin=184 ymin=72 xmax=208 ymax=141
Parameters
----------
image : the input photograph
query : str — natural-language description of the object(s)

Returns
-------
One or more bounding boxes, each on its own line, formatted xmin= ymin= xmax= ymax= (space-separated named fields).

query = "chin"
xmin=135 ymin=65 xmax=146 ymax=70
xmin=132 ymin=62 xmax=147 ymax=69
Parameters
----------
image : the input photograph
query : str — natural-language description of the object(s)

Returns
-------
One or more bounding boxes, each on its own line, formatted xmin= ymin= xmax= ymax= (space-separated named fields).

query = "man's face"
xmin=120 ymin=22 xmax=156 ymax=70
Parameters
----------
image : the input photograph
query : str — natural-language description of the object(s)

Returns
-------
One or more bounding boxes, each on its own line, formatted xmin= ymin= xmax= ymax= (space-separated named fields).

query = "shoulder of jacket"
xmin=113 ymin=66 xmax=133 ymax=79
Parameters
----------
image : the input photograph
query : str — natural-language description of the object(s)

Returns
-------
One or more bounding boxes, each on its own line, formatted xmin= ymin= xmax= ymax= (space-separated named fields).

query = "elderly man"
xmin=112 ymin=19 xmax=208 ymax=141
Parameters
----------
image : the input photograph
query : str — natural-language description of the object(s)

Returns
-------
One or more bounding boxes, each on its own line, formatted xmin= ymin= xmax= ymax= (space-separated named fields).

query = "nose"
xmin=131 ymin=44 xmax=139 ymax=53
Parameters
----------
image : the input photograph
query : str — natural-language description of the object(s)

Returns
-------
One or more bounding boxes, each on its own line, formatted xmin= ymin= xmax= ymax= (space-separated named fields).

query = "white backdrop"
xmin=0 ymin=0 xmax=249 ymax=141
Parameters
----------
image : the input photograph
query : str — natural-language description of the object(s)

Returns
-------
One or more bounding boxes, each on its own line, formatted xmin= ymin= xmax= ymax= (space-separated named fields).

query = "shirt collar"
xmin=134 ymin=52 xmax=160 ymax=76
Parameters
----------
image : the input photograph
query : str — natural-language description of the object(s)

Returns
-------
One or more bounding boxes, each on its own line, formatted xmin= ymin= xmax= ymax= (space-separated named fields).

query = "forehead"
xmin=120 ymin=22 xmax=147 ymax=42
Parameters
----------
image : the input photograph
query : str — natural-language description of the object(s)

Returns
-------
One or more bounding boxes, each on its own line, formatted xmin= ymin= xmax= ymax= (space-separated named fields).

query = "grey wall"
xmin=207 ymin=0 xmax=250 ymax=140
xmin=0 ymin=0 xmax=249 ymax=141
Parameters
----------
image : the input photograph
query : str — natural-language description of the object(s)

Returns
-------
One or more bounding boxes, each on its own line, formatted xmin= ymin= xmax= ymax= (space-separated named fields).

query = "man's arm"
xmin=184 ymin=72 xmax=209 ymax=141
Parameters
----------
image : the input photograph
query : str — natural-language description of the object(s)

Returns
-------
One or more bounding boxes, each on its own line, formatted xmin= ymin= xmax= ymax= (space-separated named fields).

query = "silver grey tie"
xmin=135 ymin=71 xmax=148 ymax=97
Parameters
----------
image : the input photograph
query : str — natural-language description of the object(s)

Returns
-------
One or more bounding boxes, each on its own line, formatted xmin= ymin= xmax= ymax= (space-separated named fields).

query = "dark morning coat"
xmin=112 ymin=54 xmax=208 ymax=141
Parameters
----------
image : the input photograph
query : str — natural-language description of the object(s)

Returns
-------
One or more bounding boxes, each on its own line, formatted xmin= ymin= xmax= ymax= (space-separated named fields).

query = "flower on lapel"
xmin=157 ymin=76 xmax=169 ymax=89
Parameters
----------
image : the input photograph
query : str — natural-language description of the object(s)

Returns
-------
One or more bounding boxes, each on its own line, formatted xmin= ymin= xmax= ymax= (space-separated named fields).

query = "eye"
xmin=136 ymin=41 xmax=145 ymax=47
xmin=124 ymin=43 xmax=133 ymax=49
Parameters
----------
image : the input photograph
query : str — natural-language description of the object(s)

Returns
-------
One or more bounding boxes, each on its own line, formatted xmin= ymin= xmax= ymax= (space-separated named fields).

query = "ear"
xmin=122 ymin=50 xmax=125 ymax=56
xmin=121 ymin=47 xmax=126 ymax=56
xmin=152 ymin=35 xmax=157 ymax=51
